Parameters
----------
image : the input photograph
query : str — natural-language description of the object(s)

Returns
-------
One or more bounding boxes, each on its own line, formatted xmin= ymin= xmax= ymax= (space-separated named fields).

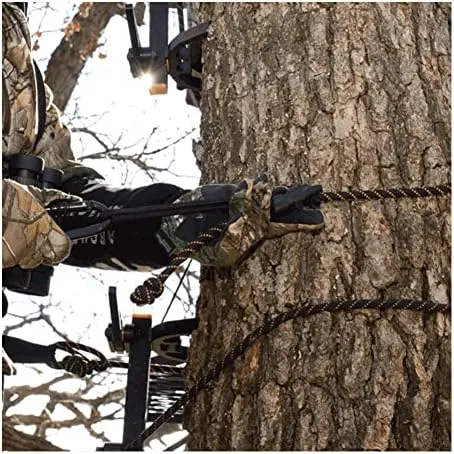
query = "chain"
xmin=126 ymin=298 xmax=450 ymax=449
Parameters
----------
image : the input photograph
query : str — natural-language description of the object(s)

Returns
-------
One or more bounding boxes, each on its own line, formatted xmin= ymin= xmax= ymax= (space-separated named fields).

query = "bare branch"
xmin=45 ymin=2 xmax=125 ymax=111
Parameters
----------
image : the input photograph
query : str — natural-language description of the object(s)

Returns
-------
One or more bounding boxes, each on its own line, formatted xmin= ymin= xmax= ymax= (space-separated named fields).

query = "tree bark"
xmin=2 ymin=426 xmax=64 ymax=451
xmin=186 ymin=3 xmax=450 ymax=450
xmin=44 ymin=2 xmax=125 ymax=112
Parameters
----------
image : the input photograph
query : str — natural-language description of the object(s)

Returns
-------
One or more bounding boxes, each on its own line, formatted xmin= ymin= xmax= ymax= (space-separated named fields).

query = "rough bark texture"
xmin=186 ymin=3 xmax=450 ymax=451
xmin=2 ymin=426 xmax=64 ymax=451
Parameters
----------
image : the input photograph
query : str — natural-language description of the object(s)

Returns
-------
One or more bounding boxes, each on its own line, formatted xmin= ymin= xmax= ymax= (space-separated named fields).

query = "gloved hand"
xmin=161 ymin=175 xmax=324 ymax=267
xmin=268 ymin=182 xmax=324 ymax=238
xmin=217 ymin=175 xmax=324 ymax=265
xmin=2 ymin=179 xmax=80 ymax=269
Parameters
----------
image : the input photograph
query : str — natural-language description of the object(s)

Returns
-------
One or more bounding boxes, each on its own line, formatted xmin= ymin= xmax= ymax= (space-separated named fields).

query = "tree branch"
xmin=2 ymin=425 xmax=65 ymax=451
xmin=45 ymin=2 xmax=125 ymax=112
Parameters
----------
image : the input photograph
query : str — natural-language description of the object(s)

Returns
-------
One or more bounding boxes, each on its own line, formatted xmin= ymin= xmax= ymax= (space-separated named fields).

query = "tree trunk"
xmin=186 ymin=3 xmax=450 ymax=450
xmin=2 ymin=426 xmax=64 ymax=451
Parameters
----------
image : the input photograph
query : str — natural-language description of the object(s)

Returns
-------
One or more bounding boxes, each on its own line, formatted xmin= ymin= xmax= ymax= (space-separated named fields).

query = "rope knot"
xmin=61 ymin=355 xmax=92 ymax=378
xmin=49 ymin=341 xmax=109 ymax=378
xmin=131 ymin=275 xmax=164 ymax=305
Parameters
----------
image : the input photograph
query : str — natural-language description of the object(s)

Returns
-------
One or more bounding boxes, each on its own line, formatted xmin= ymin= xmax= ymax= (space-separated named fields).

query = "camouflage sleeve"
xmin=2 ymin=3 xmax=102 ymax=183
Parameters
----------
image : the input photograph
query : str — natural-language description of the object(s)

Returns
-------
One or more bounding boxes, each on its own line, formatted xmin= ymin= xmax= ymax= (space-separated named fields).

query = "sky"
xmin=3 ymin=2 xmax=200 ymax=450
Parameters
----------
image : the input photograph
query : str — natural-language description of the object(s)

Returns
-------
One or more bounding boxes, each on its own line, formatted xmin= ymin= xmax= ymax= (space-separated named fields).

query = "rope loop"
xmin=50 ymin=341 xmax=109 ymax=378
xmin=130 ymin=222 xmax=228 ymax=305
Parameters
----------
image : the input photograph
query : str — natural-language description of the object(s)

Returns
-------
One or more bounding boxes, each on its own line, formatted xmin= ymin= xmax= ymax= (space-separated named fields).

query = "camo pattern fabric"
xmin=2 ymin=3 xmax=101 ymax=181
xmin=2 ymin=179 xmax=77 ymax=269
xmin=212 ymin=178 xmax=274 ymax=266
xmin=163 ymin=178 xmax=326 ymax=267
xmin=161 ymin=179 xmax=272 ymax=266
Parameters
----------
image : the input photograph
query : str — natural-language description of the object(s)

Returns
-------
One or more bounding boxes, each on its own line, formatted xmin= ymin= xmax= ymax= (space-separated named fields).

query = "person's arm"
xmin=3 ymin=3 xmax=323 ymax=273
xmin=61 ymin=176 xmax=189 ymax=270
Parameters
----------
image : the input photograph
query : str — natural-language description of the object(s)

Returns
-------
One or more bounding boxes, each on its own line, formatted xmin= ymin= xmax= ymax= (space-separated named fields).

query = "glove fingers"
xmin=268 ymin=221 xmax=324 ymax=239
xmin=271 ymin=184 xmax=323 ymax=214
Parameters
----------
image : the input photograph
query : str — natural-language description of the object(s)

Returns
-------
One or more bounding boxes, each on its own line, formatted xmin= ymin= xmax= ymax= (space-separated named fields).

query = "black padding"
xmin=61 ymin=178 xmax=187 ymax=269
xmin=3 ymin=336 xmax=55 ymax=364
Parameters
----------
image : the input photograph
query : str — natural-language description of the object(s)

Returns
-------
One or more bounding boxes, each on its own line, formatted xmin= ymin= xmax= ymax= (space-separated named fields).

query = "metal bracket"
xmin=125 ymin=2 xmax=209 ymax=98
xmin=168 ymin=22 xmax=209 ymax=93
xmin=103 ymin=287 xmax=152 ymax=450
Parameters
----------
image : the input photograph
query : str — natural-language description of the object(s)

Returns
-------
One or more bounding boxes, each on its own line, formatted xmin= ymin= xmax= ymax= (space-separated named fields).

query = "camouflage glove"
xmin=268 ymin=183 xmax=324 ymax=238
xmin=214 ymin=177 xmax=324 ymax=265
xmin=162 ymin=175 xmax=324 ymax=267
xmin=2 ymin=179 xmax=79 ymax=269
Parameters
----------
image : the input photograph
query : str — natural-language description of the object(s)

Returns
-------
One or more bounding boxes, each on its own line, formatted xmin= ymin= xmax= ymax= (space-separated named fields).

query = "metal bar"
xmin=149 ymin=2 xmax=169 ymax=93
xmin=125 ymin=4 xmax=141 ymax=52
xmin=122 ymin=315 xmax=152 ymax=450
xmin=177 ymin=3 xmax=185 ymax=32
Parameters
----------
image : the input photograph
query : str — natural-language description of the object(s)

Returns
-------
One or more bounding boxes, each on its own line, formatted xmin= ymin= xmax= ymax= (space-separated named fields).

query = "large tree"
xmin=185 ymin=3 xmax=450 ymax=450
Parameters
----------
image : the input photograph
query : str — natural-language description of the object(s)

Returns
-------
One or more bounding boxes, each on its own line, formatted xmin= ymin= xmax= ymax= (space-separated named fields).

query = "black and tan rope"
xmin=130 ymin=183 xmax=451 ymax=307
xmin=49 ymin=341 xmax=109 ymax=378
xmin=320 ymin=184 xmax=450 ymax=203
xmin=130 ymin=223 xmax=228 ymax=305
xmin=125 ymin=298 xmax=450 ymax=450
xmin=49 ymin=341 xmax=184 ymax=378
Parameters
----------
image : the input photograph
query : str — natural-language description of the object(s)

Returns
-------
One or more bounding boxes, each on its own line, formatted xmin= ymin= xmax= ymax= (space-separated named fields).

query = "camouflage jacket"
xmin=2 ymin=3 xmax=101 ymax=181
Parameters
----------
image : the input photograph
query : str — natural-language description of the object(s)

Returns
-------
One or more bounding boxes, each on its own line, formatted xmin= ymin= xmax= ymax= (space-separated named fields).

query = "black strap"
xmin=32 ymin=60 xmax=47 ymax=150
xmin=2 ymin=74 xmax=11 ymax=135
xmin=2 ymin=335 xmax=56 ymax=365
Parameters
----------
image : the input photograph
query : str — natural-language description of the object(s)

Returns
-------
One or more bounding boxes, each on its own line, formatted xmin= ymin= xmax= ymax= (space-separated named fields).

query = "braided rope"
xmin=130 ymin=223 xmax=228 ymax=305
xmin=129 ymin=184 xmax=450 ymax=307
xmin=49 ymin=343 xmax=184 ymax=378
xmin=320 ymin=184 xmax=450 ymax=203
xmin=50 ymin=341 xmax=109 ymax=378
xmin=126 ymin=298 xmax=450 ymax=449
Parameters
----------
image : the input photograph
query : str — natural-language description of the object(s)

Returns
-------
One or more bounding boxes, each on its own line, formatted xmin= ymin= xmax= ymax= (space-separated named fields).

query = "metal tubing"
xmin=122 ymin=315 xmax=152 ymax=450
xmin=149 ymin=3 xmax=168 ymax=91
